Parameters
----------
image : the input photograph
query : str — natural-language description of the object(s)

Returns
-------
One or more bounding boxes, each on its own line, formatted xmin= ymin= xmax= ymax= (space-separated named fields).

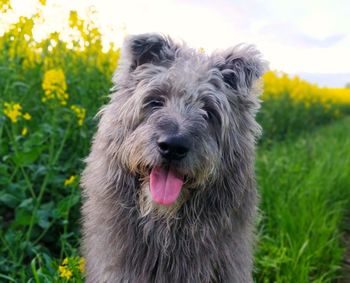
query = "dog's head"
xmin=100 ymin=34 xmax=267 ymax=210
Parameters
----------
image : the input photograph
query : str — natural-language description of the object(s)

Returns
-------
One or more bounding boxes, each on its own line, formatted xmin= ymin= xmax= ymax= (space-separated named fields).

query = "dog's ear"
xmin=215 ymin=45 xmax=268 ymax=91
xmin=123 ymin=34 xmax=176 ymax=71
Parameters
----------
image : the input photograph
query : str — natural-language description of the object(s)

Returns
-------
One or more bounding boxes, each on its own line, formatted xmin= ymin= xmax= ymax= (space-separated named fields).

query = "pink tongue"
xmin=150 ymin=166 xmax=184 ymax=205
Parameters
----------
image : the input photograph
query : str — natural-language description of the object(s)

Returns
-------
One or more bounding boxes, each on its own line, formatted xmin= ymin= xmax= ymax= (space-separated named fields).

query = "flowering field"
xmin=259 ymin=71 xmax=350 ymax=143
xmin=1 ymin=2 xmax=350 ymax=282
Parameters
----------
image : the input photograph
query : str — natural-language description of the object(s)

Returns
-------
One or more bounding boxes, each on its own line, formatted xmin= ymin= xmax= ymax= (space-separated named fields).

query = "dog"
xmin=81 ymin=33 xmax=267 ymax=282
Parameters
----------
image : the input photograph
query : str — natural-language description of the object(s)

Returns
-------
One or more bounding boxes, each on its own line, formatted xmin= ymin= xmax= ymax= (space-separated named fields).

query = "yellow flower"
xmin=42 ymin=69 xmax=69 ymax=105
xmin=3 ymin=102 xmax=22 ymax=123
xmin=0 ymin=0 xmax=11 ymax=12
xmin=70 ymin=105 xmax=86 ymax=127
xmin=62 ymin=257 xmax=69 ymax=265
xmin=21 ymin=127 xmax=28 ymax=136
xmin=64 ymin=175 xmax=76 ymax=186
xmin=262 ymin=71 xmax=350 ymax=107
xmin=42 ymin=69 xmax=67 ymax=92
xmin=23 ymin=112 xmax=32 ymax=120
xmin=79 ymin=257 xmax=85 ymax=273
xmin=69 ymin=10 xmax=79 ymax=28
xmin=58 ymin=265 xmax=73 ymax=280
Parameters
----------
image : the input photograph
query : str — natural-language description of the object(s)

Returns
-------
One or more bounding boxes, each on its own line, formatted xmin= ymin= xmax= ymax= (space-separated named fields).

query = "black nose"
xmin=157 ymin=135 xmax=190 ymax=160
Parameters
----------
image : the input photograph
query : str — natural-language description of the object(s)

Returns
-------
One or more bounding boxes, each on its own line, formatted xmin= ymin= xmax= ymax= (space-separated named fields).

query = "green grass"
xmin=254 ymin=117 xmax=350 ymax=282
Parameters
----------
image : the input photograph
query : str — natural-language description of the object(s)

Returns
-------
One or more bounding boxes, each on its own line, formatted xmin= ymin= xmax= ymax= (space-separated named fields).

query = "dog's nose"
xmin=157 ymin=135 xmax=190 ymax=160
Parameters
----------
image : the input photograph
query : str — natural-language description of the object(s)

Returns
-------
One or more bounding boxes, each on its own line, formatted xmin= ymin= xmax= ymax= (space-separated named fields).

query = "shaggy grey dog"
xmin=81 ymin=33 xmax=267 ymax=283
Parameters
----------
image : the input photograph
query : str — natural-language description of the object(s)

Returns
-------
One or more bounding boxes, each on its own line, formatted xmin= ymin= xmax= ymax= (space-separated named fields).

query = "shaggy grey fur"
xmin=81 ymin=33 xmax=267 ymax=283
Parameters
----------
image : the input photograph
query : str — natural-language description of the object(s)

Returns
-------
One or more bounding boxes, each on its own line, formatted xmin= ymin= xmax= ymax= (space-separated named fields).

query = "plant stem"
xmin=21 ymin=117 xmax=72 ymax=263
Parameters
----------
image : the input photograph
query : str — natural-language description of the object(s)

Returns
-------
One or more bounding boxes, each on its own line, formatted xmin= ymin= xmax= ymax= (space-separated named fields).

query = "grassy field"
xmin=1 ymin=3 xmax=350 ymax=282
xmin=255 ymin=117 xmax=350 ymax=282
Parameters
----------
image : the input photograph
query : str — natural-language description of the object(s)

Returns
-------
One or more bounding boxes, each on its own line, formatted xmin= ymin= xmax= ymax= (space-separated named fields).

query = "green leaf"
xmin=12 ymin=147 xmax=42 ymax=166
xmin=0 ymin=193 xmax=20 ymax=208
xmin=14 ymin=209 xmax=36 ymax=227
xmin=23 ymin=131 xmax=47 ymax=150
xmin=54 ymin=194 xmax=80 ymax=218
xmin=19 ymin=198 xmax=34 ymax=209
xmin=37 ymin=202 xmax=54 ymax=229
xmin=37 ymin=211 xmax=50 ymax=229
xmin=32 ymin=165 xmax=48 ymax=179
xmin=11 ymin=81 xmax=30 ymax=91
xmin=0 ymin=141 xmax=8 ymax=156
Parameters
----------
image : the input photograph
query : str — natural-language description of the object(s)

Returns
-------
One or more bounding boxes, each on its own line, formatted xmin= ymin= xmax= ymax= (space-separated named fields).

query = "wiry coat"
xmin=81 ymin=34 xmax=267 ymax=283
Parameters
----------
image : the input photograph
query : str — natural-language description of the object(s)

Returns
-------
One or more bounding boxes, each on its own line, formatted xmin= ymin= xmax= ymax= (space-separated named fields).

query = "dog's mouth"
xmin=149 ymin=165 xmax=184 ymax=206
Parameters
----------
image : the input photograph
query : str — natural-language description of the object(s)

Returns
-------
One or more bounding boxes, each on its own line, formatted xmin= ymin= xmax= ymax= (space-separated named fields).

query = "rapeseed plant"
xmin=21 ymin=127 xmax=28 ymax=136
xmin=23 ymin=112 xmax=32 ymax=120
xmin=64 ymin=175 xmax=77 ymax=186
xmin=58 ymin=256 xmax=85 ymax=281
xmin=3 ymin=102 xmax=22 ymax=123
xmin=263 ymin=71 xmax=350 ymax=106
xmin=42 ymin=69 xmax=69 ymax=105
xmin=70 ymin=105 xmax=86 ymax=127
xmin=58 ymin=265 xmax=73 ymax=280
xmin=79 ymin=258 xmax=85 ymax=273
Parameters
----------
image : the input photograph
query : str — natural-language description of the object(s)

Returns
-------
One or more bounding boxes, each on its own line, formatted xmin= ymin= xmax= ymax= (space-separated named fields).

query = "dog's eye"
xmin=149 ymin=100 xmax=164 ymax=108
xmin=203 ymin=108 xmax=221 ymax=125
xmin=148 ymin=100 xmax=164 ymax=108
xmin=201 ymin=111 xmax=210 ymax=121
xmin=144 ymin=98 xmax=165 ymax=110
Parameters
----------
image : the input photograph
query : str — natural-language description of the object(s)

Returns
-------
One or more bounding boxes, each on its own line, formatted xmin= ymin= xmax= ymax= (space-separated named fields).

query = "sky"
xmin=2 ymin=0 xmax=350 ymax=87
